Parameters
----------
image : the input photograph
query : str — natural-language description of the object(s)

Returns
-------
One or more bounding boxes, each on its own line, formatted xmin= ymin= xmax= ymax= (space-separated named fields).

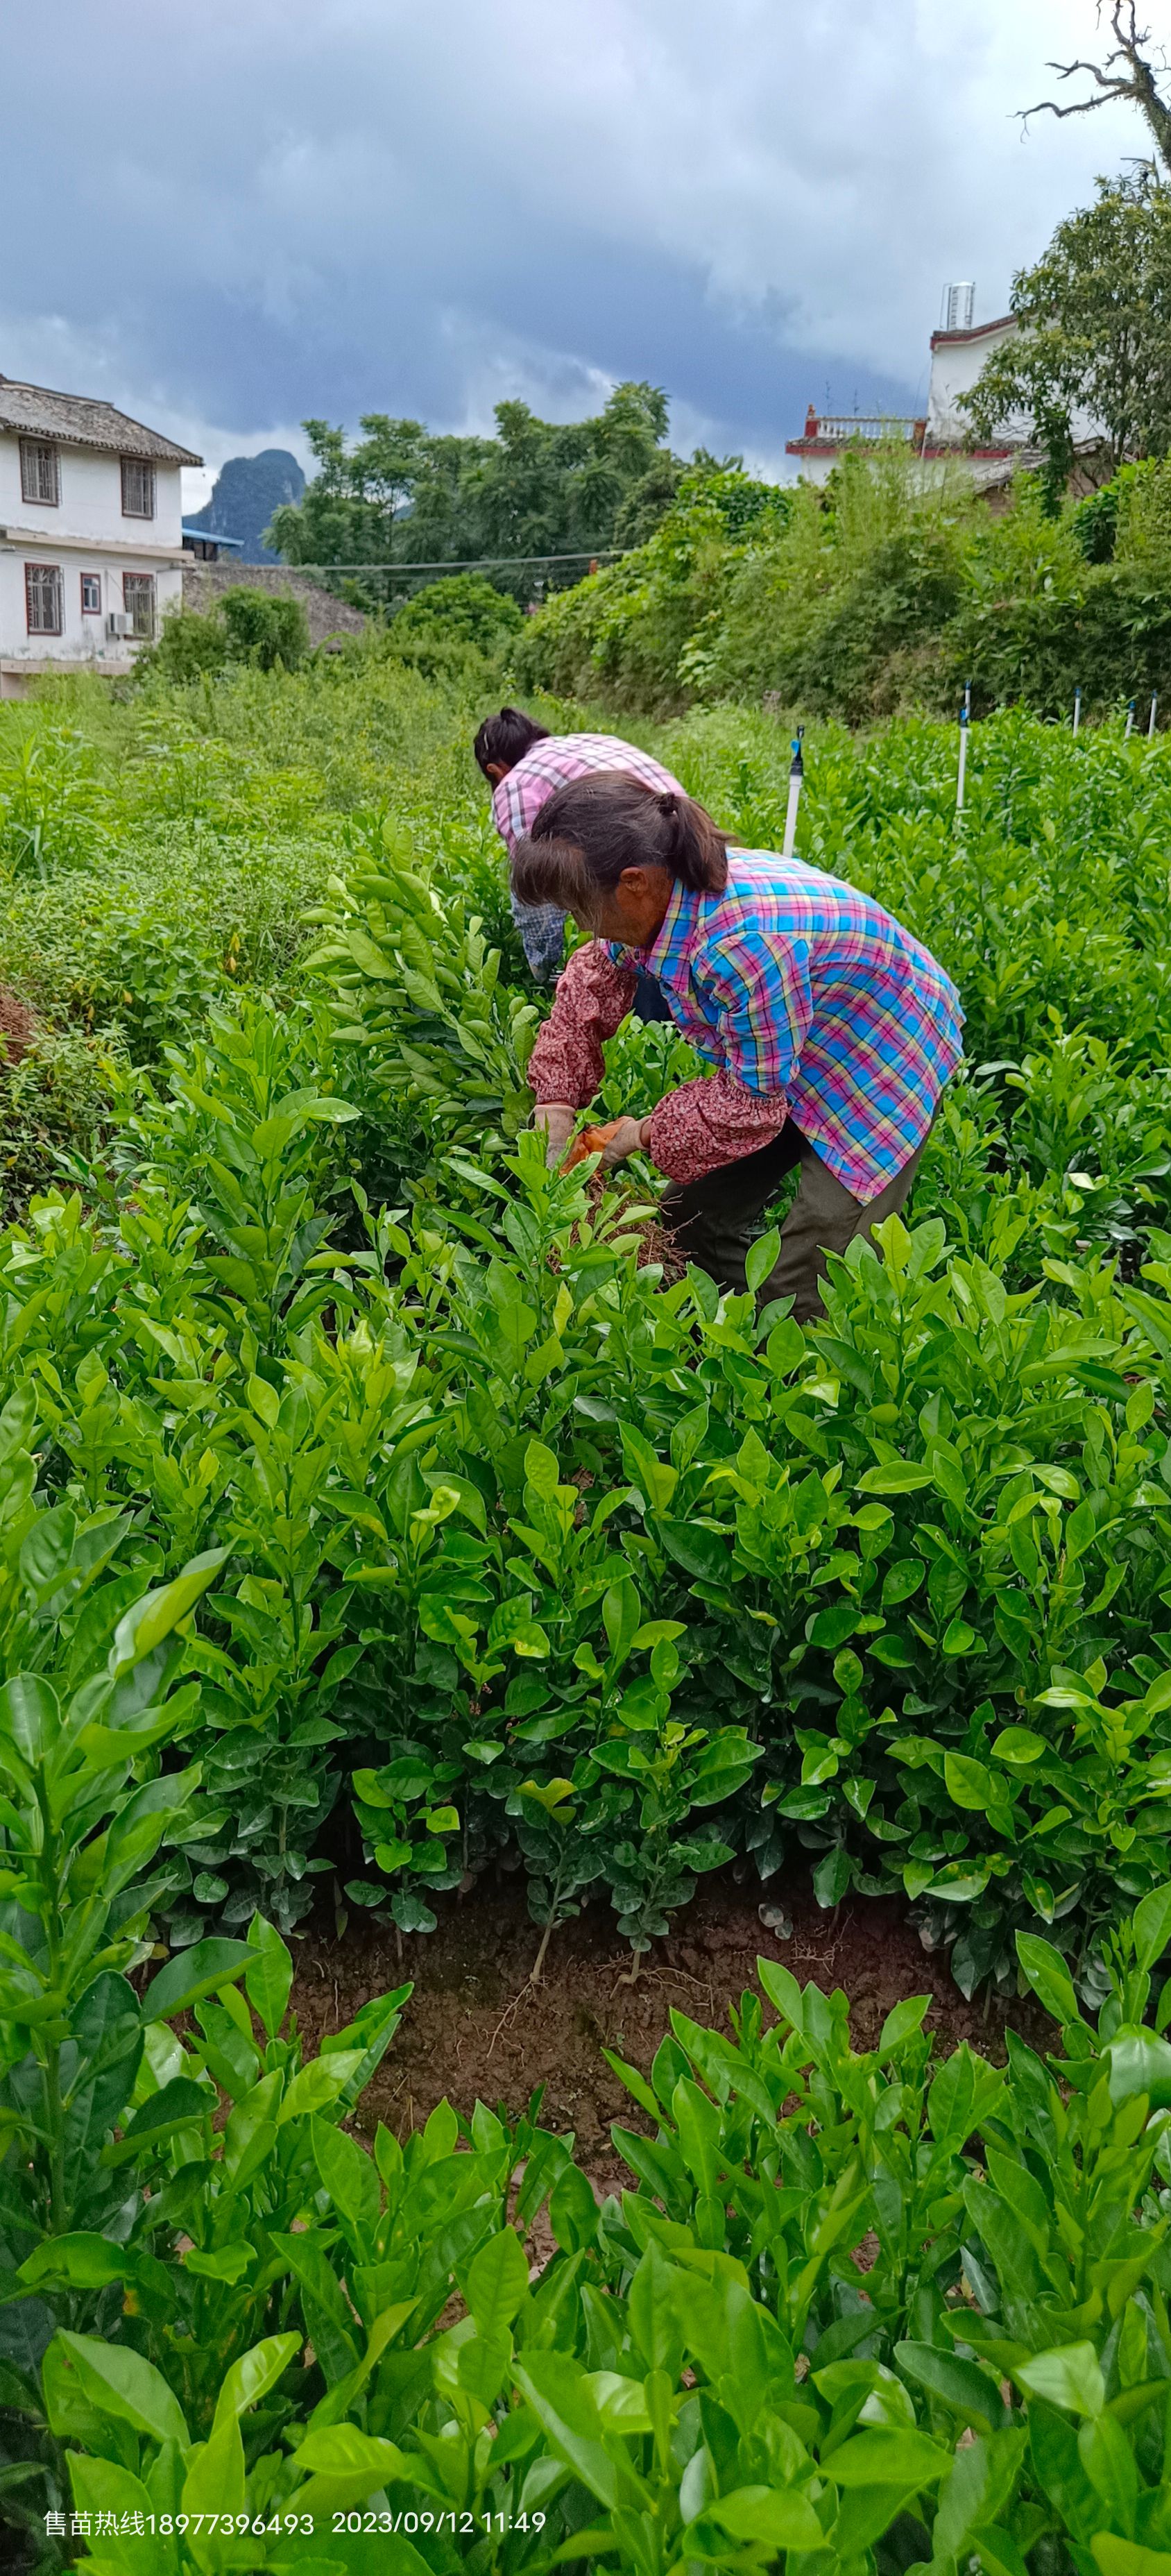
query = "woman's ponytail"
xmin=511 ymin=770 xmax=729 ymax=924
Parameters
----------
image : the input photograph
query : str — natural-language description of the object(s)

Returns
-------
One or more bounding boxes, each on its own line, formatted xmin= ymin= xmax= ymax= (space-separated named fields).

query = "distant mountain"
xmin=185 ymin=449 xmax=306 ymax=564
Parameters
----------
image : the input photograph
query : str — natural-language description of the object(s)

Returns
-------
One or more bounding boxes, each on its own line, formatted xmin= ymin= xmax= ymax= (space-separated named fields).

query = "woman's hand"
xmin=531 ymin=1102 xmax=577 ymax=1166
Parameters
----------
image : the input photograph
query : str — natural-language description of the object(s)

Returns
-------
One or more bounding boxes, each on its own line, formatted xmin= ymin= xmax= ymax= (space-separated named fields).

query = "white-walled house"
xmin=0 ymin=376 xmax=200 ymax=697
xmin=785 ymin=303 xmax=1023 ymax=495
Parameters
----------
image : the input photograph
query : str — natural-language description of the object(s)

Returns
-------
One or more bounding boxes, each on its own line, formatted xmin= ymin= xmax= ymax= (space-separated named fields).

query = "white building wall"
xmin=0 ymin=441 xmax=183 ymax=547
xmin=0 ymin=434 xmax=185 ymax=690
xmin=927 ymin=320 xmax=1020 ymax=443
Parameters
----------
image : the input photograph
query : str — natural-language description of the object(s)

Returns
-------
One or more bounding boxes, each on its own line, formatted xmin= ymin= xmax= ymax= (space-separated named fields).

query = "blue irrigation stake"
xmin=1072 ymin=686 xmax=1082 ymax=734
xmin=782 ymin=726 xmax=805 ymax=858
xmin=956 ymin=681 xmax=971 ymax=811
xmin=1126 ymin=697 xmax=1136 ymax=739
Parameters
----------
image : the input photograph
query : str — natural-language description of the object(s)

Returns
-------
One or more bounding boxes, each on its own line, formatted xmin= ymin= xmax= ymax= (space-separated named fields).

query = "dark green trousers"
xmin=659 ymin=1118 xmax=930 ymax=1323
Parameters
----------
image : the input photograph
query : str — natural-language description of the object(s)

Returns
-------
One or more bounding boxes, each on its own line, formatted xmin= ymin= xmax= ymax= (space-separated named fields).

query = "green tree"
xmin=964 ymin=172 xmax=1171 ymax=503
xmin=267 ymin=384 xmax=685 ymax=609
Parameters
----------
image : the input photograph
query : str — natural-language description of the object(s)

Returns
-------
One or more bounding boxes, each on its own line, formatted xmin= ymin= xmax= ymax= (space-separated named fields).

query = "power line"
xmin=268 ymin=549 xmax=622 ymax=574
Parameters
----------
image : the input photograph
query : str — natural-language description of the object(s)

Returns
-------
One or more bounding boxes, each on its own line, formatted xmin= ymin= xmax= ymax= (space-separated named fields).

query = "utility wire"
xmin=266 ymin=550 xmax=622 ymax=573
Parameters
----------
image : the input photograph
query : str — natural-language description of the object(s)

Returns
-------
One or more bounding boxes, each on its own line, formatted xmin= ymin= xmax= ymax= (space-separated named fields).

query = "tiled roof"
xmin=0 ymin=377 xmax=201 ymax=465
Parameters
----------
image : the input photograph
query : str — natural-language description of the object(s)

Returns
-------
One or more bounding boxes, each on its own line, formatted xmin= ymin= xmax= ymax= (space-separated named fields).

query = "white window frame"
xmin=122 ymin=571 xmax=156 ymax=638
xmin=120 ymin=456 xmax=156 ymax=519
xmin=25 ymin=563 xmax=64 ymax=636
xmin=80 ymin=572 xmax=103 ymax=616
xmin=19 ymin=439 xmax=60 ymax=507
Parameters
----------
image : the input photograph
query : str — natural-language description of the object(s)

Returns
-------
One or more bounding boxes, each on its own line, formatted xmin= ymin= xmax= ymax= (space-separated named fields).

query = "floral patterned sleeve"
xmin=527 ymin=942 xmax=638 ymax=1107
xmin=647 ymin=1069 xmax=790 ymax=1185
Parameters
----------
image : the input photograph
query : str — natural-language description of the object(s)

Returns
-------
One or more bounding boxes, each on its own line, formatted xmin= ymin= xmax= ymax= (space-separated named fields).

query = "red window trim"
xmin=24 ymin=561 xmax=63 ymax=636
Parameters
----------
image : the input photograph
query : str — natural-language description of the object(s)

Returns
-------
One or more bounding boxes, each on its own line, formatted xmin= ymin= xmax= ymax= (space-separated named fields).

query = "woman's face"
xmin=574 ymin=862 xmax=674 ymax=949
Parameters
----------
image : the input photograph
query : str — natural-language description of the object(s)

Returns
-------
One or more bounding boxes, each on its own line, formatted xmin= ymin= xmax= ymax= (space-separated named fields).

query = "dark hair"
xmin=473 ymin=706 xmax=550 ymax=778
xmin=511 ymin=770 xmax=729 ymax=924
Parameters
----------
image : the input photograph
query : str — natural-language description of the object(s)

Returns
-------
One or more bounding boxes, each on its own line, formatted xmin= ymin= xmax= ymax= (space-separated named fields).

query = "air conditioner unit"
xmin=106 ymin=612 xmax=134 ymax=638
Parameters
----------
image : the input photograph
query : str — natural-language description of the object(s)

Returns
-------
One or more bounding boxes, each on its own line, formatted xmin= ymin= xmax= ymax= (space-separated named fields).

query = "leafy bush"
xmin=11 ymin=1862 xmax=1171 ymax=2576
xmin=10 ymin=656 xmax=1171 ymax=2564
xmin=390 ymin=574 xmax=523 ymax=655
xmin=137 ymin=590 xmax=309 ymax=690
xmin=518 ymin=447 xmax=1171 ymax=722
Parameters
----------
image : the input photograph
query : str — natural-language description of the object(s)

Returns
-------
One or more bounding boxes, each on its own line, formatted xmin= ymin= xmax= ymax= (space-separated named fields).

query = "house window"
xmin=120 ymin=457 xmax=155 ymax=518
xmin=25 ymin=564 xmax=63 ymax=635
xmin=123 ymin=573 xmax=155 ymax=638
xmin=80 ymin=572 xmax=102 ymax=616
xmin=19 ymin=440 xmax=60 ymax=507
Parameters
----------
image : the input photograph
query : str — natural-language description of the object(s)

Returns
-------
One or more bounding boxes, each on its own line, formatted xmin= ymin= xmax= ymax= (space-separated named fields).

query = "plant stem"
xmin=530 ymin=1915 xmax=554 ymax=1987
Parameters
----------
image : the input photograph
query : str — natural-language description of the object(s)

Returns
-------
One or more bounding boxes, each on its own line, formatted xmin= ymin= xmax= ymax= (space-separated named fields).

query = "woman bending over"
xmin=513 ymin=771 xmax=963 ymax=1323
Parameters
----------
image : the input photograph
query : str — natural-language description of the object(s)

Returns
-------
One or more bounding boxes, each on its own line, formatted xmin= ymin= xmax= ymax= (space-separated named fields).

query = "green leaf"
xmin=141 ymin=1938 xmax=252 ymax=2024
xmin=278 ymin=2051 xmax=365 ymax=2124
xmin=108 ymin=1547 xmax=230 ymax=1676
xmin=56 ymin=2332 xmax=189 ymax=2446
xmin=464 ymin=2227 xmax=529 ymax=2338
xmin=107 ymin=2076 xmax=210 ymax=2162
xmin=211 ymin=2333 xmax=300 ymax=2434
xmin=895 ymin=2341 xmax=1009 ymax=2430
xmin=658 ymin=1518 xmax=729 ymax=1582
xmin=182 ymin=2407 xmax=244 ymax=2524
xmin=1016 ymin=2343 xmax=1104 ymax=2418
xmin=1093 ymin=2543 xmax=1171 ymax=2576
xmin=813 ymin=1845 xmax=852 ymax=1907
xmin=992 ymin=1727 xmax=1048 ymax=1766
xmin=549 ymin=2162 xmax=600 ymax=2253
xmin=18 ymin=2235 xmax=128 ymax=2291
xmin=1132 ymin=1882 xmax=1171 ymax=1973
xmin=312 ymin=2116 xmax=381 ymax=2234
xmin=0 ymin=1675 xmax=56 ymax=1773
xmin=702 ymin=2486 xmax=824 ymax=2550
xmin=828 ymin=2427 xmax=949 ymax=2487
xmin=878 ymin=1996 xmax=930 ymax=2058
xmin=291 ymin=2423 xmax=416 ymax=2512
xmin=511 ymin=2355 xmax=625 ymax=2511
xmin=244 ymin=1911 xmax=293 ymax=2040
xmin=945 ymin=1751 xmax=995 ymax=1811
xmin=1015 ymin=1933 xmax=1080 ymax=2026
xmin=744 ymin=1227 xmax=781 ymax=1294
xmin=1106 ymin=2030 xmax=1171 ymax=2110
xmin=857 ymin=1462 xmax=934 ymax=1493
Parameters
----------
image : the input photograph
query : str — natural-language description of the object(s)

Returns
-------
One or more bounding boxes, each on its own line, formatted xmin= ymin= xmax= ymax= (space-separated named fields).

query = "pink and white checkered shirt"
xmin=492 ymin=732 xmax=684 ymax=851
xmin=493 ymin=734 xmax=684 ymax=978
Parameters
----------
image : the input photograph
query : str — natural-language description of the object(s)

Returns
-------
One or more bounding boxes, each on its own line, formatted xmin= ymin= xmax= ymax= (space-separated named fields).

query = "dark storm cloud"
xmin=0 ymin=0 xmax=1139 ymax=471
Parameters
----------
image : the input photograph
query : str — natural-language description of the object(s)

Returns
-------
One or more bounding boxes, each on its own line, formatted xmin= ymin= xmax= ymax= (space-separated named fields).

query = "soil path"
xmin=292 ymin=1866 xmax=1023 ymax=2176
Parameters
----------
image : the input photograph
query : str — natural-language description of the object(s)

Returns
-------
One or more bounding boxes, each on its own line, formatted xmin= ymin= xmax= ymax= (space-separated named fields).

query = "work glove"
xmin=531 ymin=1102 xmax=577 ymax=1167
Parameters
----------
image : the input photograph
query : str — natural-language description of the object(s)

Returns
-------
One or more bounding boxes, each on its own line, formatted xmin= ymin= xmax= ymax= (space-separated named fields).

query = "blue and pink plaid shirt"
xmin=527 ymin=849 xmax=964 ymax=1198
xmin=492 ymin=733 xmax=684 ymax=979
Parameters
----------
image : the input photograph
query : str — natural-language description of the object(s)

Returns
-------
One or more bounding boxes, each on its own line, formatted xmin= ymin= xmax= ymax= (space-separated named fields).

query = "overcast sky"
xmin=1 ymin=0 xmax=1147 ymax=507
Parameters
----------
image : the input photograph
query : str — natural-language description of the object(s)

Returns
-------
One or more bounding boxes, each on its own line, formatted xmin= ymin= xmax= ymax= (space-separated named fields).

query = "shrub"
xmin=389 ymin=571 xmax=523 ymax=654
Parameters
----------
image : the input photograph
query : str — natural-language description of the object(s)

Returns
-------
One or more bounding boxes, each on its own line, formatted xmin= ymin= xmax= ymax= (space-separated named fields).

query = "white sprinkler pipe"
xmin=1072 ymin=687 xmax=1082 ymax=734
xmin=1149 ymin=692 xmax=1159 ymax=740
xmin=781 ymin=727 xmax=805 ymax=858
xmin=956 ymin=682 xmax=971 ymax=812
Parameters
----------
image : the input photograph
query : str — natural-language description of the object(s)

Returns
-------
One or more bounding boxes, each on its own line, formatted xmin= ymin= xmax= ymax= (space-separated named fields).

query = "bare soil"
xmin=291 ymin=1865 xmax=1027 ymax=2179
xmin=0 ymin=994 xmax=35 ymax=1065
